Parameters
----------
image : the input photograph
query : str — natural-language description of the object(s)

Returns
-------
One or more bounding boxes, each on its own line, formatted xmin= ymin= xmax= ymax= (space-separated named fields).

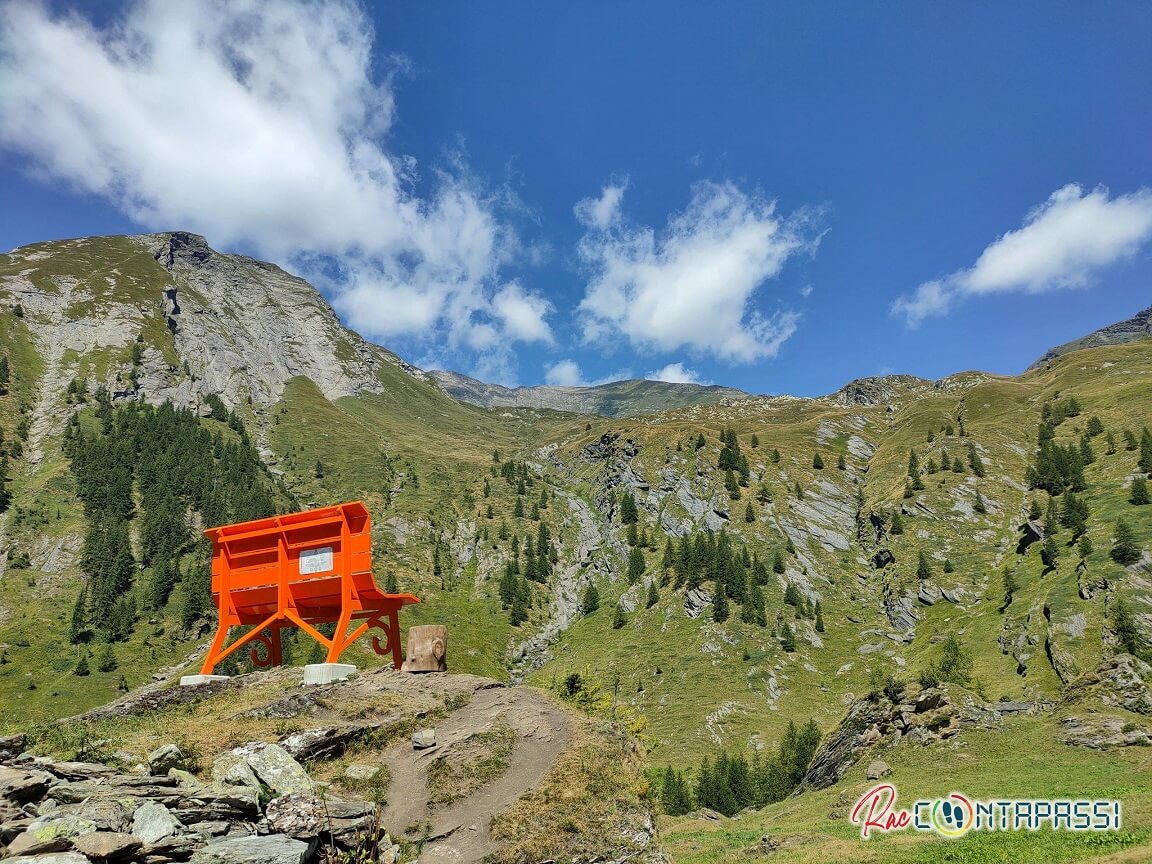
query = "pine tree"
xmin=620 ymin=491 xmax=640 ymax=524
xmin=890 ymin=512 xmax=904 ymax=534
xmin=513 ymin=496 xmax=524 ymax=518
xmin=695 ymin=433 xmax=706 ymax=450
xmin=973 ymin=490 xmax=987 ymax=514
xmin=1041 ymin=536 xmax=1060 ymax=569
xmin=0 ymin=356 xmax=9 ymax=395
xmin=712 ymin=584 xmax=730 ymax=623
xmin=812 ymin=452 xmax=824 ymax=469
xmin=940 ymin=451 xmax=951 ymax=472
xmin=1139 ymin=427 xmax=1152 ymax=473
xmin=97 ymin=642 xmax=117 ymax=672
xmin=384 ymin=571 xmax=399 ymax=593
xmin=69 ymin=589 xmax=88 ymax=645
xmin=756 ymin=483 xmax=772 ymax=504
xmin=1112 ymin=598 xmax=1145 ymax=657
xmin=967 ymin=442 xmax=985 ymax=477
xmin=783 ymin=583 xmax=802 ymax=607
xmin=744 ymin=502 xmax=755 ymax=523
xmin=916 ymin=551 xmax=932 ymax=580
xmin=1123 ymin=429 xmax=1139 ymax=451
xmin=1106 ymin=431 xmax=1117 ymax=455
xmin=627 ymin=547 xmax=646 ymax=584
xmin=1080 ymin=435 xmax=1096 ymax=465
xmin=612 ymin=604 xmax=627 ymax=629
xmin=770 ymin=448 xmax=781 ymax=464
xmin=780 ymin=623 xmax=796 ymax=652
xmin=1028 ymin=498 xmax=1043 ymax=521
xmin=907 ymin=449 xmax=920 ymax=478
xmin=1132 ymin=476 xmax=1150 ymax=506
xmin=815 ymin=608 xmax=825 ymax=632
xmin=1086 ymin=415 xmax=1105 ymax=437
xmin=772 ymin=549 xmax=786 ymax=574
xmin=646 ymin=580 xmax=659 ymax=609
xmin=1078 ymin=534 xmax=1094 ymax=558
xmin=581 ymin=583 xmax=600 ymax=614
xmin=73 ymin=652 xmax=90 ymax=676
xmin=1111 ymin=519 xmax=1141 ymax=565
xmin=943 ymin=559 xmax=954 ymax=573
xmin=750 ymin=434 xmax=759 ymax=449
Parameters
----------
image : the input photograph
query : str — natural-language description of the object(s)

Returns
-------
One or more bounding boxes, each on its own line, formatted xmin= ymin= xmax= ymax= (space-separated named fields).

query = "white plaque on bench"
xmin=299 ymin=546 xmax=334 ymax=575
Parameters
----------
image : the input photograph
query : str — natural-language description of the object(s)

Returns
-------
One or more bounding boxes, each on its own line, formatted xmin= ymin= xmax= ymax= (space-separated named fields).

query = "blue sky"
xmin=1 ymin=1 xmax=1150 ymax=395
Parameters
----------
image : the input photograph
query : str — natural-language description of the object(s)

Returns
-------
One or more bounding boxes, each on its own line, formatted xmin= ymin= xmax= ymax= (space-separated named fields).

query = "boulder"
xmin=132 ymin=801 xmax=181 ymax=844
xmin=228 ymin=744 xmax=312 ymax=796
xmin=683 ymin=587 xmax=713 ymax=619
xmin=148 ymin=745 xmax=186 ymax=777
xmin=196 ymin=783 xmax=261 ymax=816
xmin=865 ymin=759 xmax=890 ymax=780
xmin=189 ymin=834 xmax=310 ymax=864
xmin=411 ymin=729 xmax=436 ymax=750
xmin=0 ymin=734 xmax=28 ymax=763
xmin=74 ymin=799 xmax=131 ymax=833
xmin=7 ymin=814 xmax=97 ymax=857
xmin=72 ymin=831 xmax=143 ymax=860
xmin=0 ymin=766 xmax=53 ymax=803
xmin=1 ymin=854 xmax=90 ymax=864
xmin=1060 ymin=716 xmax=1152 ymax=749
xmin=210 ymin=753 xmax=261 ymax=791
xmin=917 ymin=582 xmax=941 ymax=606
xmin=264 ymin=794 xmax=325 ymax=839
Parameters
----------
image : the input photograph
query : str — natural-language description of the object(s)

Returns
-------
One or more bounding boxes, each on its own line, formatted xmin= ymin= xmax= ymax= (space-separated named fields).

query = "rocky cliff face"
xmin=428 ymin=369 xmax=749 ymax=417
xmin=0 ymin=232 xmax=425 ymax=462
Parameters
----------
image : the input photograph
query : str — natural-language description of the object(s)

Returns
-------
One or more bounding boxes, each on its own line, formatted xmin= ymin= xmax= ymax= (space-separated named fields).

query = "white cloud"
xmin=646 ymin=362 xmax=707 ymax=385
xmin=800 ymin=284 xmax=814 ymax=298
xmin=574 ymin=181 xmax=627 ymax=231
xmin=543 ymin=359 xmax=585 ymax=387
xmin=0 ymin=0 xmax=549 ymax=363
xmin=542 ymin=358 xmax=632 ymax=388
xmin=893 ymin=184 xmax=1152 ymax=325
xmin=575 ymin=180 xmax=809 ymax=363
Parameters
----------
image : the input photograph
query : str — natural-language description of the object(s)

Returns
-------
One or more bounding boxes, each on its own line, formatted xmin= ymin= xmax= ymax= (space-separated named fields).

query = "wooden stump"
xmin=402 ymin=625 xmax=447 ymax=673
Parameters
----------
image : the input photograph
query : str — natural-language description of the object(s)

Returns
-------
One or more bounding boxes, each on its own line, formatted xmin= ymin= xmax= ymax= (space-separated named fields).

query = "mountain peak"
xmin=1030 ymin=304 xmax=1152 ymax=369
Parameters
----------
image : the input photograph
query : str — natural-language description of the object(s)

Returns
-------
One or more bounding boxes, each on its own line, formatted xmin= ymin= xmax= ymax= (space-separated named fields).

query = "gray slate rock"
xmin=72 ymin=831 xmax=143 ymax=860
xmin=190 ymin=834 xmax=310 ymax=864
xmin=2 ymin=854 xmax=90 ymax=864
xmin=866 ymin=759 xmax=891 ymax=780
xmin=228 ymin=744 xmax=311 ymax=796
xmin=148 ymin=744 xmax=185 ymax=777
xmin=210 ymin=753 xmax=261 ymax=791
xmin=132 ymin=801 xmax=181 ymax=844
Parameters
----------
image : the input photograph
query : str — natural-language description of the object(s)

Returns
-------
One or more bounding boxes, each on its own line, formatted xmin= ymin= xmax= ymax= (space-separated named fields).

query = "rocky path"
xmin=379 ymin=686 xmax=572 ymax=863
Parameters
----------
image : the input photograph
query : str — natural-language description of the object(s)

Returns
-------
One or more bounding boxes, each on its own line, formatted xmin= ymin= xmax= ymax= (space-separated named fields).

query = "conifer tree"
xmin=744 ymin=502 xmax=755 ymax=523
xmin=581 ymin=583 xmax=600 ymax=614
xmin=69 ymin=589 xmax=88 ymax=645
xmin=73 ymin=652 xmax=90 ymax=676
xmin=770 ymin=448 xmax=781 ymax=463
xmin=97 ymin=642 xmax=118 ymax=672
xmin=973 ymin=490 xmax=987 ymax=514
xmin=712 ymin=584 xmax=730 ymax=623
xmin=1028 ymin=498 xmax=1043 ymax=521
xmin=1112 ymin=598 xmax=1145 ymax=657
xmin=812 ymin=452 xmax=824 ymax=469
xmin=513 ymin=496 xmax=524 ymax=518
xmin=1140 ymin=427 xmax=1152 ymax=473
xmin=646 ymin=580 xmax=659 ymax=609
xmin=1111 ymin=519 xmax=1141 ymax=565
xmin=0 ymin=356 xmax=9 ymax=395
xmin=780 ymin=622 xmax=796 ymax=652
xmin=1131 ymin=475 xmax=1150 ymax=506
xmin=772 ymin=549 xmax=786 ymax=574
xmin=1086 ymin=415 xmax=1105 ymax=436
xmin=890 ymin=512 xmax=904 ymax=534
xmin=612 ymin=604 xmax=627 ymax=629
xmin=1106 ymin=431 xmax=1117 ymax=455
xmin=627 ymin=547 xmax=646 ymax=584
xmin=1123 ymin=429 xmax=1138 ymax=451
xmin=916 ymin=551 xmax=932 ymax=580
xmin=967 ymin=441 xmax=986 ymax=477
xmin=750 ymin=434 xmax=759 ymax=449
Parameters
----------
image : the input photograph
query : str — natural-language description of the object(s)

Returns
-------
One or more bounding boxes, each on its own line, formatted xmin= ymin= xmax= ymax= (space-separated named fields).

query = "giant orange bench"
xmin=196 ymin=500 xmax=419 ymax=676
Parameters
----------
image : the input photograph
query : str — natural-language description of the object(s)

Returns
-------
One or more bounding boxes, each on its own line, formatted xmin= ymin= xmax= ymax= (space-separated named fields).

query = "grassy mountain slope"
xmin=1 ymin=234 xmax=1150 ymax=863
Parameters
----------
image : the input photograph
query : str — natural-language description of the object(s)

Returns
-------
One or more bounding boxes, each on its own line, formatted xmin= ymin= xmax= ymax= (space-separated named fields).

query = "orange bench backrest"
xmin=205 ymin=501 xmax=373 ymax=598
